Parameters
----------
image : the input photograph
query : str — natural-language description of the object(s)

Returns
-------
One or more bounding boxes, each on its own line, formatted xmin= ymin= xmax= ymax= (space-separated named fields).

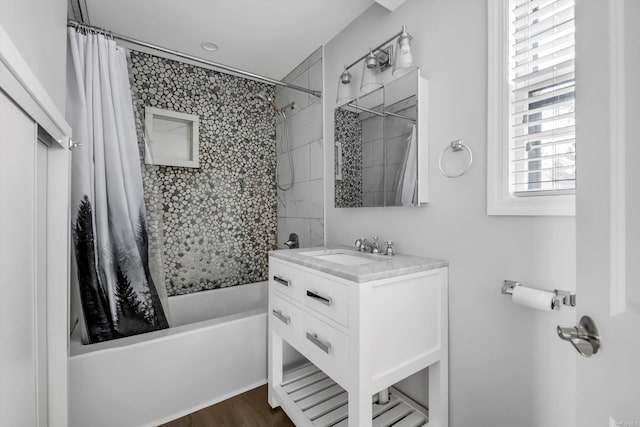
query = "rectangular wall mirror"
xmin=334 ymin=69 xmax=427 ymax=208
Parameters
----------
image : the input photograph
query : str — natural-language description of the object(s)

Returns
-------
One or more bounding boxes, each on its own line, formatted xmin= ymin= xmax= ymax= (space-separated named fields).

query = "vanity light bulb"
xmin=397 ymin=39 xmax=413 ymax=66
xmin=393 ymin=25 xmax=417 ymax=77
xmin=393 ymin=53 xmax=415 ymax=76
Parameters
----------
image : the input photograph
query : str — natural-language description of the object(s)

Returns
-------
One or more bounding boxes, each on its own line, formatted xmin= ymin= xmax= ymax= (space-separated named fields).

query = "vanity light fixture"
xmin=336 ymin=66 xmax=355 ymax=106
xmin=392 ymin=25 xmax=417 ymax=76
xmin=335 ymin=25 xmax=415 ymax=101
xmin=360 ymin=49 xmax=383 ymax=92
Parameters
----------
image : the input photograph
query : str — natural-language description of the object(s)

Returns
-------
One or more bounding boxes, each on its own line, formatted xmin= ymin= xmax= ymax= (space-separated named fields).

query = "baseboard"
xmin=146 ymin=378 xmax=268 ymax=427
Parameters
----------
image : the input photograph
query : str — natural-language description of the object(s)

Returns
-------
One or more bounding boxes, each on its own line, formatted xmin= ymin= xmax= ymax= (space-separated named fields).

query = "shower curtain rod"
xmin=345 ymin=102 xmax=416 ymax=122
xmin=67 ymin=20 xmax=322 ymax=98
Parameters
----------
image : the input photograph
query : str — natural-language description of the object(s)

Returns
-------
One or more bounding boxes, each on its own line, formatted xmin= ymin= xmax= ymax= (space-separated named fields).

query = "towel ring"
xmin=438 ymin=139 xmax=473 ymax=178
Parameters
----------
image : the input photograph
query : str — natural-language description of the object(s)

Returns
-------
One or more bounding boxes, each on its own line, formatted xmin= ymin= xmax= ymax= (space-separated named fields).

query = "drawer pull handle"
xmin=273 ymin=275 xmax=290 ymax=287
xmin=306 ymin=332 xmax=331 ymax=354
xmin=306 ymin=290 xmax=332 ymax=306
xmin=272 ymin=309 xmax=290 ymax=325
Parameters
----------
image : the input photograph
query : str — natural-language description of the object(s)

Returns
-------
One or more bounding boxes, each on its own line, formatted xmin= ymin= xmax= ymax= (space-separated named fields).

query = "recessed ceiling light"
xmin=201 ymin=41 xmax=219 ymax=52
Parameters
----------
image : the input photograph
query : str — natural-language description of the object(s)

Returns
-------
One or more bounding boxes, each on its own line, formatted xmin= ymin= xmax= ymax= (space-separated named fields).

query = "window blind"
xmin=510 ymin=0 xmax=575 ymax=195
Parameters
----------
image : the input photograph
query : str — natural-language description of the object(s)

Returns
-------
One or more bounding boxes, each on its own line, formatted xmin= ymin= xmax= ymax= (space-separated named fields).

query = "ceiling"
xmin=78 ymin=0 xmax=376 ymax=80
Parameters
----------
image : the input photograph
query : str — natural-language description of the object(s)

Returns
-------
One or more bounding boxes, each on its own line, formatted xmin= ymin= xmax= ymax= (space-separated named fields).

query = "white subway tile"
xmin=384 ymin=163 xmax=401 ymax=192
xmin=361 ymin=116 xmax=383 ymax=143
xmin=386 ymin=135 xmax=409 ymax=165
xmin=292 ymin=144 xmax=310 ymax=183
xmin=283 ymin=59 xmax=308 ymax=84
xmin=385 ymin=115 xmax=414 ymax=139
xmin=308 ymin=58 xmax=322 ymax=105
xmin=282 ymin=71 xmax=309 ymax=112
xmin=362 ymin=141 xmax=374 ymax=167
xmin=372 ymin=139 xmax=384 ymax=166
xmin=276 ymin=151 xmax=292 ymax=186
xmin=277 ymin=190 xmax=287 ymax=218
xmin=309 ymin=139 xmax=324 ymax=181
xmin=363 ymin=165 xmax=384 ymax=192
xmin=282 ymin=182 xmax=304 ymax=218
xmin=309 ymin=218 xmax=324 ymax=247
xmin=373 ymin=191 xmax=385 ymax=205
xmin=288 ymin=101 xmax=322 ymax=150
xmin=285 ymin=179 xmax=323 ymax=219
xmin=385 ymin=191 xmax=397 ymax=206
xmin=302 ymin=179 xmax=324 ymax=218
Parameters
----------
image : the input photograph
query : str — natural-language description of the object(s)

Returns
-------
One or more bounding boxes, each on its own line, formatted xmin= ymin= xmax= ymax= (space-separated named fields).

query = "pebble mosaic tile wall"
xmin=334 ymin=108 xmax=363 ymax=208
xmin=128 ymin=50 xmax=277 ymax=296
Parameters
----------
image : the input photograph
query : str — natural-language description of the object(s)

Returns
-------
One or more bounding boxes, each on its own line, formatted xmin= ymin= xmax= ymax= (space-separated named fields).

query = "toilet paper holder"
xmin=501 ymin=280 xmax=576 ymax=309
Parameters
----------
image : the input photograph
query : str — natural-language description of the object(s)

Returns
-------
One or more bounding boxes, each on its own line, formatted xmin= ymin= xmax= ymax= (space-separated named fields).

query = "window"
xmin=488 ymin=0 xmax=575 ymax=215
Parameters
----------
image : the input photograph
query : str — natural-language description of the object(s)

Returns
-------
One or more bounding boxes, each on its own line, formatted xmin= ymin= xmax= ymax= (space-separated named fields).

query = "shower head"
xmin=253 ymin=91 xmax=279 ymax=113
xmin=278 ymin=102 xmax=295 ymax=119
xmin=253 ymin=91 xmax=271 ymax=103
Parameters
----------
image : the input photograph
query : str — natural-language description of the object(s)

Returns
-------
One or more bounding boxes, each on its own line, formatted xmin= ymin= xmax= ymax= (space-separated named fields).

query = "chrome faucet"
xmin=384 ymin=241 xmax=395 ymax=256
xmin=356 ymin=237 xmax=380 ymax=254
xmin=355 ymin=237 xmax=395 ymax=255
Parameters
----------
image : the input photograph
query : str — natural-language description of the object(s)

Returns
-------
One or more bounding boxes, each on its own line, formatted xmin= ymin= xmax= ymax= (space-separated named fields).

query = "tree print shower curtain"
xmin=66 ymin=28 xmax=169 ymax=343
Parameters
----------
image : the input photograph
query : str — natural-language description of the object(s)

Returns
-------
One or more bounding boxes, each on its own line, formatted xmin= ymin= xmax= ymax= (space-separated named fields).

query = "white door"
xmin=0 ymin=90 xmax=69 ymax=426
xmin=0 ymin=90 xmax=44 ymax=425
xmin=573 ymin=1 xmax=640 ymax=426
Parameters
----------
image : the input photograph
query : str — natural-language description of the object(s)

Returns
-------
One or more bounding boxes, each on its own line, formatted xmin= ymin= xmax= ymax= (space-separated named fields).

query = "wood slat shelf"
xmin=277 ymin=363 xmax=429 ymax=427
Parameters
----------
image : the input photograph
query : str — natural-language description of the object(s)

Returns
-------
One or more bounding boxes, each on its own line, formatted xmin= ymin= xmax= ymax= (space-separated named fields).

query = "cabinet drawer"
xmin=269 ymin=259 xmax=303 ymax=301
xmin=270 ymin=294 xmax=302 ymax=347
xmin=302 ymin=311 xmax=349 ymax=386
xmin=303 ymin=272 xmax=349 ymax=327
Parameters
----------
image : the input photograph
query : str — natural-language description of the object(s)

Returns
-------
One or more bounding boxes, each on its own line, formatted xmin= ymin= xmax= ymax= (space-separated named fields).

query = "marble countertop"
xmin=269 ymin=246 xmax=448 ymax=283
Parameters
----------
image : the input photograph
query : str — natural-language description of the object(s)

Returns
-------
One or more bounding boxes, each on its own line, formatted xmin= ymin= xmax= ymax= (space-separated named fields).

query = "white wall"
xmin=0 ymin=0 xmax=68 ymax=111
xmin=323 ymin=1 xmax=576 ymax=426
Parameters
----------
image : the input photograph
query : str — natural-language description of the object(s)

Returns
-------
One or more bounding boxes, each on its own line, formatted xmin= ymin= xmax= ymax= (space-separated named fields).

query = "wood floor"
xmin=159 ymin=385 xmax=294 ymax=427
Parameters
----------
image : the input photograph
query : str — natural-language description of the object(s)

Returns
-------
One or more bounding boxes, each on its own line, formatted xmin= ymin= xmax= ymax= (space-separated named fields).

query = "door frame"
xmin=607 ymin=0 xmax=627 ymax=319
xmin=1 ymin=23 xmax=71 ymax=427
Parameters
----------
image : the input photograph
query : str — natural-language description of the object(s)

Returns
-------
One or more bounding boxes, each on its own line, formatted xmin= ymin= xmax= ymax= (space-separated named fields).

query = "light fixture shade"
xmin=360 ymin=49 xmax=383 ymax=93
xmin=393 ymin=25 xmax=417 ymax=77
xmin=336 ymin=66 xmax=355 ymax=106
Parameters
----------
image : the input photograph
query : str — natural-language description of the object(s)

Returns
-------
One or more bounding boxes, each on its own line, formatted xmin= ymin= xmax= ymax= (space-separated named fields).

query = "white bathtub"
xmin=69 ymin=281 xmax=268 ymax=427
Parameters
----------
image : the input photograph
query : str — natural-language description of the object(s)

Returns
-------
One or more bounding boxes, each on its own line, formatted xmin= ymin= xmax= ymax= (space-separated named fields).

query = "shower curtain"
xmin=66 ymin=28 xmax=169 ymax=343
xmin=395 ymin=124 xmax=418 ymax=206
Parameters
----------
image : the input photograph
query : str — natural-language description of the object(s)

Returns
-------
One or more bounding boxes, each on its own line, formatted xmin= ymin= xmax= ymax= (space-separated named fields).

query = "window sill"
xmin=487 ymin=192 xmax=575 ymax=216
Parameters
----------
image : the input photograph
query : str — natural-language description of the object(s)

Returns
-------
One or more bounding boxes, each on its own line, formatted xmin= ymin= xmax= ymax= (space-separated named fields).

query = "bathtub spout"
xmin=284 ymin=233 xmax=299 ymax=249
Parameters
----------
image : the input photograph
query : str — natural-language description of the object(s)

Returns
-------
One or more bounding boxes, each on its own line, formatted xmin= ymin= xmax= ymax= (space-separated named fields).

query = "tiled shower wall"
xmin=361 ymin=113 xmax=384 ymax=206
xmin=275 ymin=47 xmax=324 ymax=248
xmin=128 ymin=50 xmax=277 ymax=296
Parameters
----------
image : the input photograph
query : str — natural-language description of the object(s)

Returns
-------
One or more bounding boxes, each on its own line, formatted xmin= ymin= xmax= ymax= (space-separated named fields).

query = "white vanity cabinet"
xmin=268 ymin=249 xmax=448 ymax=427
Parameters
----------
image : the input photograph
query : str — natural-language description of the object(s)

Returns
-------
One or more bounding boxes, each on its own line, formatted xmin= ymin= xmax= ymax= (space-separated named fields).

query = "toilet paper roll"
xmin=511 ymin=286 xmax=556 ymax=312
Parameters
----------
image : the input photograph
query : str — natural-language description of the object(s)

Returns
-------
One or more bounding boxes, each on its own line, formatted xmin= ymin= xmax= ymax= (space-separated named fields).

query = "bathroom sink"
xmin=314 ymin=253 xmax=379 ymax=266
xmin=301 ymin=249 xmax=382 ymax=266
